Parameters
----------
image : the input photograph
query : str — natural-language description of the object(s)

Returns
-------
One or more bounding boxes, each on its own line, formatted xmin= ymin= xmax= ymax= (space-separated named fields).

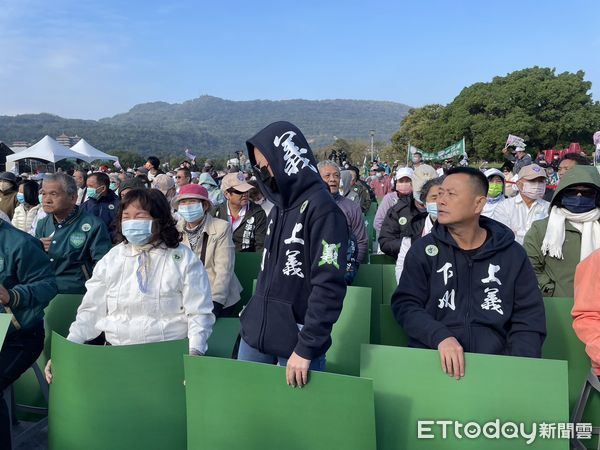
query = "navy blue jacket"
xmin=80 ymin=190 xmax=120 ymax=240
xmin=241 ymin=121 xmax=348 ymax=360
xmin=392 ymin=216 xmax=546 ymax=357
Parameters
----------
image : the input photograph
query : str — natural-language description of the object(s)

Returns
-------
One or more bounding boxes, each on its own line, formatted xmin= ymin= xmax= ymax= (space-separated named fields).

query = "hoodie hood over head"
xmin=246 ymin=121 xmax=324 ymax=209
xmin=551 ymin=165 xmax=600 ymax=209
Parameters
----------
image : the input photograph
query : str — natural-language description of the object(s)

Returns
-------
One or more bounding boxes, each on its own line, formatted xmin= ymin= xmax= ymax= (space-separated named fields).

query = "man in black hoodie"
xmin=239 ymin=121 xmax=348 ymax=388
xmin=392 ymin=167 xmax=546 ymax=380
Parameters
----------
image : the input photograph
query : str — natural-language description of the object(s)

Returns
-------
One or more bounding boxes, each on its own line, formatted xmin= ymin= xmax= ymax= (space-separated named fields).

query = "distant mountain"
xmin=0 ymin=96 xmax=411 ymax=160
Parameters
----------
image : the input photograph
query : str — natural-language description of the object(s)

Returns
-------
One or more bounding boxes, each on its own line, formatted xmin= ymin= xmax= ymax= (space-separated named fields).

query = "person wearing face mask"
xmin=368 ymin=166 xmax=392 ymax=198
xmin=524 ymin=165 xmax=600 ymax=297
xmin=411 ymin=152 xmax=423 ymax=168
xmin=44 ymin=188 xmax=216 ymax=385
xmin=11 ymin=180 xmax=42 ymax=232
xmin=374 ymin=167 xmax=415 ymax=238
xmin=81 ymin=172 xmax=120 ymax=241
xmin=491 ymin=164 xmax=550 ymax=245
xmin=378 ymin=166 xmax=438 ymax=257
xmin=481 ymin=169 xmax=506 ymax=218
xmin=35 ymin=173 xmax=111 ymax=294
xmin=247 ymin=180 xmax=274 ymax=216
xmin=394 ymin=177 xmax=445 ymax=282
xmin=0 ymin=172 xmax=19 ymax=220
xmin=174 ymin=184 xmax=241 ymax=318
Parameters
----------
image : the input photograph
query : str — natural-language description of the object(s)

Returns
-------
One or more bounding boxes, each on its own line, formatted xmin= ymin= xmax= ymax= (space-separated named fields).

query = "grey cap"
xmin=0 ymin=172 xmax=17 ymax=183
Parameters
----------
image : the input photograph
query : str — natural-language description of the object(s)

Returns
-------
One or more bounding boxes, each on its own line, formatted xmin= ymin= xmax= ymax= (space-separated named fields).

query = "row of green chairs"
xmin=46 ymin=333 xmax=579 ymax=450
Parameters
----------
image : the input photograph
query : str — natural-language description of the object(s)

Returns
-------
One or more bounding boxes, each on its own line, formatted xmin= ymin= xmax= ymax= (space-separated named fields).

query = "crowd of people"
xmin=0 ymin=122 xmax=599 ymax=448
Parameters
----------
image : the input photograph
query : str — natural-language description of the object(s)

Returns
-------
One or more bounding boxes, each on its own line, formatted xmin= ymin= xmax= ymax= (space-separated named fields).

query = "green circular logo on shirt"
xmin=398 ymin=217 xmax=408 ymax=226
xmin=81 ymin=223 xmax=91 ymax=232
xmin=425 ymin=245 xmax=439 ymax=256
xmin=69 ymin=232 xmax=86 ymax=249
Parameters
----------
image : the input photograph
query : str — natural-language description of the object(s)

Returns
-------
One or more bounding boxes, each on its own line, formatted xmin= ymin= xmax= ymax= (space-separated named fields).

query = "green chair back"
xmin=354 ymin=264 xmax=382 ymax=343
xmin=542 ymin=297 xmax=600 ymax=431
xmin=48 ymin=334 xmax=188 ymax=450
xmin=0 ymin=313 xmax=9 ymax=346
xmin=379 ymin=304 xmax=408 ymax=347
xmin=368 ymin=254 xmax=395 ymax=265
xmin=184 ymin=356 xmax=377 ymax=450
xmin=381 ymin=264 xmax=397 ymax=304
xmin=328 ymin=286 xmax=371 ymax=376
xmin=206 ymin=318 xmax=240 ymax=358
xmin=234 ymin=252 xmax=263 ymax=305
xmin=361 ymin=344 xmax=569 ymax=450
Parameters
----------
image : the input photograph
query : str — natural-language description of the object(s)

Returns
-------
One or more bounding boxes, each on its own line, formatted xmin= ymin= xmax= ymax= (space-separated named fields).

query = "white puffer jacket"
xmin=11 ymin=204 xmax=42 ymax=233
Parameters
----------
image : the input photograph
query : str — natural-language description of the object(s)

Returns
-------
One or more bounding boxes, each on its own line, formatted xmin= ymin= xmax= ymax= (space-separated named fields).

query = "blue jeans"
xmin=237 ymin=337 xmax=326 ymax=371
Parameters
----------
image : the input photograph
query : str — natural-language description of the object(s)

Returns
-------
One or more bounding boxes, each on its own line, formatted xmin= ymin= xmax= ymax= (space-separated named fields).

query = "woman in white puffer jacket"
xmin=11 ymin=180 xmax=42 ymax=232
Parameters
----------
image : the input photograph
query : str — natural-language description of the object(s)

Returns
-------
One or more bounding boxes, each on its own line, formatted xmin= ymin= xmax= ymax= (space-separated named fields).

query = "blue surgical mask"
xmin=16 ymin=193 xmax=25 ymax=204
xmin=87 ymin=187 xmax=99 ymax=200
xmin=561 ymin=195 xmax=596 ymax=214
xmin=426 ymin=202 xmax=438 ymax=220
xmin=38 ymin=194 xmax=43 ymax=204
xmin=122 ymin=219 xmax=154 ymax=245
xmin=178 ymin=203 xmax=205 ymax=223
xmin=109 ymin=182 xmax=117 ymax=191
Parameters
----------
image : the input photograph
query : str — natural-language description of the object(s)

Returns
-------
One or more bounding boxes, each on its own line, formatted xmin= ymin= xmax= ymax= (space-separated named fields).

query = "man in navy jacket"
xmin=239 ymin=121 xmax=348 ymax=388
xmin=392 ymin=167 xmax=546 ymax=380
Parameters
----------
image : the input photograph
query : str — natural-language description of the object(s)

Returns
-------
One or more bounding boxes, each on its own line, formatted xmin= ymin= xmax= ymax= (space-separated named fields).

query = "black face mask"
xmin=253 ymin=164 xmax=278 ymax=193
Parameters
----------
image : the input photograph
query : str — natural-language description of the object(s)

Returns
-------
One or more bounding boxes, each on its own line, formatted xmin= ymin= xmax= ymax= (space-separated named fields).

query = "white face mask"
xmin=521 ymin=181 xmax=546 ymax=200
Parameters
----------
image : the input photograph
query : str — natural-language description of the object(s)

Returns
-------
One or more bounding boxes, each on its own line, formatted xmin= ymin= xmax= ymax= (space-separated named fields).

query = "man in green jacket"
xmin=1 ymin=220 xmax=58 ymax=450
xmin=35 ymin=173 xmax=111 ymax=294
xmin=524 ymin=165 xmax=600 ymax=297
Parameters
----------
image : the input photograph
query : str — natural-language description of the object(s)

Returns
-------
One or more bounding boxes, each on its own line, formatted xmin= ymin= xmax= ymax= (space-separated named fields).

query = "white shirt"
xmin=227 ymin=203 xmax=247 ymax=232
xmin=482 ymin=197 xmax=506 ymax=218
xmin=67 ymin=243 xmax=215 ymax=353
xmin=395 ymin=215 xmax=434 ymax=283
xmin=492 ymin=194 xmax=550 ymax=244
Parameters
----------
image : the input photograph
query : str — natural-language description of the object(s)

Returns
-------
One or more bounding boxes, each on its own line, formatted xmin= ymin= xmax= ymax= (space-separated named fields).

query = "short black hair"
xmin=177 ymin=168 xmax=191 ymax=181
xmin=446 ymin=167 xmax=488 ymax=197
xmin=74 ymin=169 xmax=87 ymax=182
xmin=348 ymin=165 xmax=360 ymax=179
xmin=19 ymin=180 xmax=40 ymax=206
xmin=89 ymin=172 xmax=110 ymax=189
xmin=561 ymin=153 xmax=590 ymax=166
xmin=146 ymin=156 xmax=160 ymax=170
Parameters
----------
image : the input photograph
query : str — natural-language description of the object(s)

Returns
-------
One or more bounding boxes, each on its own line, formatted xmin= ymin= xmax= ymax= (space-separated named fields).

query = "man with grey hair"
xmin=35 ymin=173 xmax=111 ymax=294
xmin=318 ymin=160 xmax=368 ymax=263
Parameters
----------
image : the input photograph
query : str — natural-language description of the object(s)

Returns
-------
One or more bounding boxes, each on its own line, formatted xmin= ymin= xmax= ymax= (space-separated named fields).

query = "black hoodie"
xmin=392 ymin=216 xmax=546 ymax=357
xmin=242 ymin=121 xmax=348 ymax=360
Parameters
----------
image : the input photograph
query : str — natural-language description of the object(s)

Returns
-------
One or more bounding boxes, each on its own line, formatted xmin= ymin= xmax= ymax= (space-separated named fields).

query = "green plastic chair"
xmin=379 ymin=304 xmax=408 ymax=347
xmin=381 ymin=264 xmax=397 ymax=304
xmin=353 ymin=264 xmax=383 ymax=343
xmin=234 ymin=251 xmax=263 ymax=306
xmin=369 ymin=254 xmax=396 ymax=265
xmin=361 ymin=344 xmax=570 ymax=450
xmin=328 ymin=286 xmax=371 ymax=376
xmin=542 ymin=297 xmax=599 ymax=445
xmin=49 ymin=334 xmax=188 ymax=450
xmin=206 ymin=318 xmax=240 ymax=358
xmin=184 ymin=356 xmax=377 ymax=450
xmin=12 ymin=293 xmax=84 ymax=422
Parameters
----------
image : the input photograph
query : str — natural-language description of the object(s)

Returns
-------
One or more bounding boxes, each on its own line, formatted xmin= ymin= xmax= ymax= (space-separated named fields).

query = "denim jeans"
xmin=237 ymin=337 xmax=326 ymax=371
xmin=0 ymin=324 xmax=45 ymax=450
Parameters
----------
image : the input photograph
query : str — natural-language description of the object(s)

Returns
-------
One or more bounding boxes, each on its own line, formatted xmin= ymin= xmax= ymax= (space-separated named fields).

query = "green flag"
xmin=437 ymin=138 xmax=466 ymax=160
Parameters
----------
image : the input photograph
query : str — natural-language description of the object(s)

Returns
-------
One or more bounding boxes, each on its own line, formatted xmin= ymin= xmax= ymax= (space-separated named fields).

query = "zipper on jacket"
xmin=258 ymin=208 xmax=285 ymax=352
xmin=465 ymin=257 xmax=473 ymax=351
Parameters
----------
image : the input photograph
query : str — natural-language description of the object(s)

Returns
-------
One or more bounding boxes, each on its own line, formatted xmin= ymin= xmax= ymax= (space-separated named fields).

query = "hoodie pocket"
xmin=471 ymin=325 xmax=507 ymax=355
xmin=262 ymin=299 xmax=299 ymax=358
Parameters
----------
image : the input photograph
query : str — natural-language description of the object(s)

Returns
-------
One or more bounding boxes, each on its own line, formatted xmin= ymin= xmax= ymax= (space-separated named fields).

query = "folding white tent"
xmin=6 ymin=135 xmax=84 ymax=163
xmin=70 ymin=138 xmax=118 ymax=163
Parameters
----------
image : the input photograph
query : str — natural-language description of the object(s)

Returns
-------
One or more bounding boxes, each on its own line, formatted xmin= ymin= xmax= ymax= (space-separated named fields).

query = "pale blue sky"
xmin=1 ymin=0 xmax=598 ymax=119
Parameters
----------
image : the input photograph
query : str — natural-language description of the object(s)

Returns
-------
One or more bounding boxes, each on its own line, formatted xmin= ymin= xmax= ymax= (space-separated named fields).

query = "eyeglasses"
xmin=229 ymin=188 xmax=248 ymax=196
xmin=562 ymin=188 xmax=596 ymax=198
